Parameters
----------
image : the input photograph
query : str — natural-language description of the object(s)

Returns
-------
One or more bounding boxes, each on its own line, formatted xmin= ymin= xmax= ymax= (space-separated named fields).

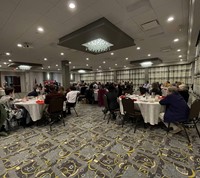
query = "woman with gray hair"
xmin=159 ymin=86 xmax=189 ymax=134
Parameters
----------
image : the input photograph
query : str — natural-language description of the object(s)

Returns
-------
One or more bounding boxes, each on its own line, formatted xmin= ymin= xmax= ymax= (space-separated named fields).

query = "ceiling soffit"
xmin=58 ymin=17 xmax=135 ymax=55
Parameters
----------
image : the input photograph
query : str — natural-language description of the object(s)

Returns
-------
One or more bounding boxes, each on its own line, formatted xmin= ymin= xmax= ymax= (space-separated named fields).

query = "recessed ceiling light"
xmin=111 ymin=52 xmax=114 ymax=55
xmin=103 ymin=61 xmax=106 ymax=64
xmin=41 ymin=67 xmax=44 ymax=69
xmin=148 ymin=54 xmax=151 ymax=57
xmin=180 ymin=59 xmax=183 ymax=62
xmin=56 ymin=64 xmax=58 ymax=67
xmin=173 ymin=38 xmax=179 ymax=42
xmin=6 ymin=52 xmax=10 ymax=56
xmin=8 ymin=59 xmax=12 ymax=62
xmin=178 ymin=55 xmax=182 ymax=58
xmin=44 ymin=58 xmax=47 ymax=61
xmin=115 ymin=64 xmax=117 ymax=66
xmin=73 ymin=66 xmax=75 ymax=68
xmin=58 ymin=69 xmax=61 ymax=71
xmin=96 ymin=69 xmax=99 ymax=71
xmin=17 ymin=44 xmax=22 ymax=47
xmin=48 ymin=66 xmax=50 ymax=68
xmin=177 ymin=49 xmax=181 ymax=52
xmin=167 ymin=16 xmax=174 ymax=22
xmin=86 ymin=64 xmax=89 ymax=66
xmin=136 ymin=47 xmax=141 ymax=50
xmin=60 ymin=52 xmax=64 ymax=55
xmin=124 ymin=66 xmax=126 ymax=68
xmin=125 ymin=58 xmax=128 ymax=60
xmin=99 ymin=66 xmax=101 ymax=68
xmin=69 ymin=2 xmax=76 ymax=9
xmin=86 ymin=58 xmax=89 ymax=60
xmin=69 ymin=61 xmax=71 ymax=64
xmin=3 ymin=62 xmax=7 ymax=65
xmin=0 ymin=65 xmax=2 ymax=67
xmin=37 ymin=27 xmax=44 ymax=32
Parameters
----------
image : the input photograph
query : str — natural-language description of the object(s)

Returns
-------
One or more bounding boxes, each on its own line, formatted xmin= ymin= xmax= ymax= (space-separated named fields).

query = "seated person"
xmin=85 ymin=85 xmax=94 ymax=104
xmin=44 ymin=85 xmax=66 ymax=113
xmin=66 ymin=86 xmax=80 ymax=114
xmin=178 ymin=84 xmax=189 ymax=103
xmin=0 ymin=87 xmax=27 ymax=129
xmin=27 ymin=86 xmax=38 ymax=97
xmin=105 ymin=85 xmax=119 ymax=119
xmin=159 ymin=87 xmax=189 ymax=134
xmin=150 ymin=82 xmax=162 ymax=96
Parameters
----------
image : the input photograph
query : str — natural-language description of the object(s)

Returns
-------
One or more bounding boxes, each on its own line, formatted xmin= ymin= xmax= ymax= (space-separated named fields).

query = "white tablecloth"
xmin=119 ymin=95 xmax=165 ymax=125
xmin=15 ymin=99 xmax=45 ymax=121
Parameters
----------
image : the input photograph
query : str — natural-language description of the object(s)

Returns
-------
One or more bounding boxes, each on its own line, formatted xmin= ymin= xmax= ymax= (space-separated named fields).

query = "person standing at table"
xmin=159 ymin=86 xmax=189 ymax=133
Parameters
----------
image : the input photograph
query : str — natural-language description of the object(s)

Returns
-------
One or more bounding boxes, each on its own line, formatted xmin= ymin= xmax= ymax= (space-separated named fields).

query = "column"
xmin=61 ymin=60 xmax=70 ymax=89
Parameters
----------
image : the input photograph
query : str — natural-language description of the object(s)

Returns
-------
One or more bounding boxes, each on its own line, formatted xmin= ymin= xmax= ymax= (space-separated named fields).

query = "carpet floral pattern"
xmin=0 ymin=104 xmax=200 ymax=178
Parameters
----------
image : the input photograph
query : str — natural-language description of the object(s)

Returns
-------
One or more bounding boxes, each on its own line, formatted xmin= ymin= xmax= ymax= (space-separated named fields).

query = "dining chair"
xmin=46 ymin=96 xmax=65 ymax=131
xmin=103 ymin=94 xmax=119 ymax=124
xmin=121 ymin=97 xmax=142 ymax=133
xmin=167 ymin=99 xmax=200 ymax=143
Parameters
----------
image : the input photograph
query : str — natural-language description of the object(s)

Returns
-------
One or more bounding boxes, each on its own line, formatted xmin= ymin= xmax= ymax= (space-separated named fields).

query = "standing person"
xmin=66 ymin=86 xmax=80 ymax=114
xmin=98 ymin=84 xmax=107 ymax=107
xmin=159 ymin=87 xmax=189 ymax=133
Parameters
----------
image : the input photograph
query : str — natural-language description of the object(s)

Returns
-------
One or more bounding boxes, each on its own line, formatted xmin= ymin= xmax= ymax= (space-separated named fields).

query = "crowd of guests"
xmin=0 ymin=79 xmax=192 ymax=136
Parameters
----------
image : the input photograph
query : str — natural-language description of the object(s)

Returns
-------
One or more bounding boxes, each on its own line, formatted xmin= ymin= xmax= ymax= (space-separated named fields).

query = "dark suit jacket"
xmin=159 ymin=92 xmax=189 ymax=122
xmin=106 ymin=91 xmax=119 ymax=110
xmin=178 ymin=90 xmax=189 ymax=103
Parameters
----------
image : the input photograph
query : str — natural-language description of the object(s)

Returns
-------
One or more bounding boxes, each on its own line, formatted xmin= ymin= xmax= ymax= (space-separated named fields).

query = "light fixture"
xmin=173 ymin=38 xmax=179 ymax=42
xmin=6 ymin=52 xmax=10 ymax=56
xmin=8 ymin=59 xmax=12 ymax=62
xmin=0 ymin=65 xmax=1 ymax=67
xmin=126 ymin=57 xmax=128 ymax=60
xmin=86 ymin=58 xmax=89 ymax=60
xmin=140 ymin=61 xmax=153 ymax=67
xmin=167 ymin=16 xmax=174 ymax=22
xmin=82 ymin=38 xmax=113 ymax=53
xmin=180 ymin=59 xmax=183 ymax=62
xmin=115 ymin=64 xmax=117 ymax=66
xmin=136 ymin=47 xmax=141 ymax=50
xmin=69 ymin=2 xmax=76 ymax=9
xmin=3 ymin=62 xmax=7 ymax=65
xmin=17 ymin=44 xmax=22 ymax=47
xmin=178 ymin=55 xmax=182 ymax=58
xmin=73 ymin=66 xmax=75 ymax=68
xmin=103 ymin=61 xmax=106 ymax=64
xmin=48 ymin=66 xmax=50 ymax=68
xmin=69 ymin=61 xmax=72 ymax=64
xmin=177 ymin=49 xmax=181 ymax=52
xmin=86 ymin=64 xmax=88 ymax=66
xmin=78 ymin=69 xmax=86 ymax=73
xmin=18 ymin=65 xmax=32 ymax=70
xmin=148 ymin=54 xmax=151 ymax=57
xmin=44 ymin=58 xmax=47 ymax=61
xmin=60 ymin=52 xmax=64 ymax=55
xmin=99 ymin=66 xmax=101 ymax=68
xmin=111 ymin=52 xmax=114 ymax=55
xmin=37 ymin=27 xmax=44 ymax=33
xmin=56 ymin=64 xmax=58 ymax=67
xmin=124 ymin=66 xmax=126 ymax=68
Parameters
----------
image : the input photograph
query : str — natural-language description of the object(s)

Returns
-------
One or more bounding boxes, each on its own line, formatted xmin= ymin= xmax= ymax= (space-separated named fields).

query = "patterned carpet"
xmin=0 ymin=103 xmax=200 ymax=178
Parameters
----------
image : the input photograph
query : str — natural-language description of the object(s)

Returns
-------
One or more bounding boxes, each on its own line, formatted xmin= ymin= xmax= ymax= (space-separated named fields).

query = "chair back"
xmin=122 ymin=97 xmax=135 ymax=116
xmin=48 ymin=96 xmax=64 ymax=113
xmin=188 ymin=99 xmax=200 ymax=120
xmin=103 ymin=94 xmax=110 ymax=110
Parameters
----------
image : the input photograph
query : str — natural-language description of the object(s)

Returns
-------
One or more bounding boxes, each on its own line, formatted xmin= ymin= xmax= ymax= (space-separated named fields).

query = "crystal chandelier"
xmin=82 ymin=38 xmax=113 ymax=53
xmin=18 ymin=65 xmax=32 ymax=70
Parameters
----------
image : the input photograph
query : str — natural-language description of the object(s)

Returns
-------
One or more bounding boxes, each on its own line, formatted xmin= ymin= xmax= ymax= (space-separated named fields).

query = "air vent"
xmin=160 ymin=46 xmax=172 ymax=52
xmin=141 ymin=20 xmax=160 ymax=31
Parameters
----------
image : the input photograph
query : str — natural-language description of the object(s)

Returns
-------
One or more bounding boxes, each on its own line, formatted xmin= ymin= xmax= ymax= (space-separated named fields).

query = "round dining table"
xmin=119 ymin=95 xmax=165 ymax=125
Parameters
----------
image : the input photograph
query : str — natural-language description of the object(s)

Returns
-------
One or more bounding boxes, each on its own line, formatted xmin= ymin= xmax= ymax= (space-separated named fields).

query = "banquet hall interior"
xmin=0 ymin=0 xmax=200 ymax=177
